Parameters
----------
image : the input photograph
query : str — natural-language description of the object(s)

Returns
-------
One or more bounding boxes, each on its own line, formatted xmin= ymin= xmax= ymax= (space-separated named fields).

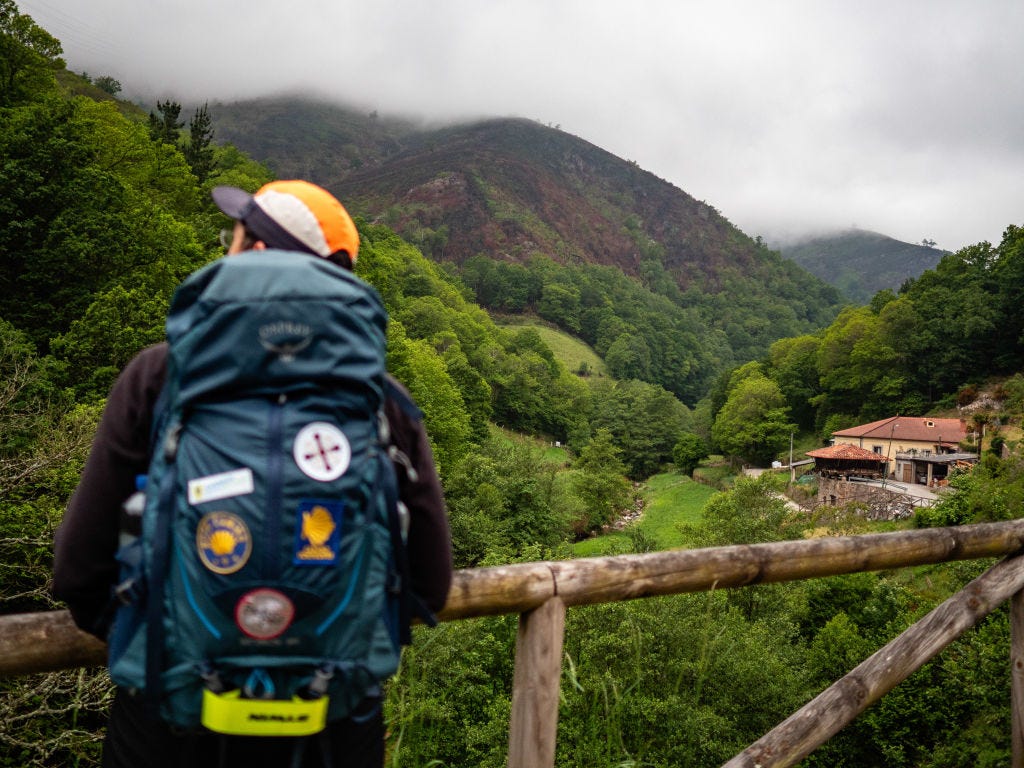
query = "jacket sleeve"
xmin=52 ymin=344 xmax=168 ymax=639
xmin=384 ymin=377 xmax=454 ymax=614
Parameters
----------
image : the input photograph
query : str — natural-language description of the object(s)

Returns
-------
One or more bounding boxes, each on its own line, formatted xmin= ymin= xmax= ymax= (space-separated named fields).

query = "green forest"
xmin=3 ymin=3 xmax=1024 ymax=765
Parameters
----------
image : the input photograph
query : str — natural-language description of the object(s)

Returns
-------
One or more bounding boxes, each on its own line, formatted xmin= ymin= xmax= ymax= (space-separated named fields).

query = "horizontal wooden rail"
xmin=4 ymin=521 xmax=1024 ymax=768
xmin=3 ymin=520 xmax=1024 ymax=677
xmin=440 ymin=519 xmax=1024 ymax=618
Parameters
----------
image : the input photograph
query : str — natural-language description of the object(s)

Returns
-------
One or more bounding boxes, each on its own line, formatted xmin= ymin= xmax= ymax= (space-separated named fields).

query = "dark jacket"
xmin=53 ymin=342 xmax=453 ymax=640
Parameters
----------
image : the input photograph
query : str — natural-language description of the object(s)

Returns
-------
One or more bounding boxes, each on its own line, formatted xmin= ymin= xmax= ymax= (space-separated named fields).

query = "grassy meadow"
xmin=572 ymin=472 xmax=717 ymax=557
xmin=498 ymin=318 xmax=608 ymax=377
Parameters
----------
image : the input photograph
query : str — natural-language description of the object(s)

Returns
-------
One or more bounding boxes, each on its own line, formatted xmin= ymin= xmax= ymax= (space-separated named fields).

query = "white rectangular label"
xmin=188 ymin=468 xmax=255 ymax=505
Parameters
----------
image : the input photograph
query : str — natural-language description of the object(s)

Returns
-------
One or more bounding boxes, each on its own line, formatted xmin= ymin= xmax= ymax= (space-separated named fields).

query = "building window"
xmin=872 ymin=445 xmax=883 ymax=454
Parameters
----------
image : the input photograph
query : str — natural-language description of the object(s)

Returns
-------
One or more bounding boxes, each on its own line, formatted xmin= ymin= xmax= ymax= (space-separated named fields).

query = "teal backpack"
xmin=108 ymin=250 xmax=425 ymax=736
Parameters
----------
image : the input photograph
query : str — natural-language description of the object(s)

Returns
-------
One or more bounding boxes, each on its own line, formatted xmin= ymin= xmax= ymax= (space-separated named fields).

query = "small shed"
xmin=806 ymin=443 xmax=890 ymax=479
xmin=895 ymin=450 xmax=979 ymax=487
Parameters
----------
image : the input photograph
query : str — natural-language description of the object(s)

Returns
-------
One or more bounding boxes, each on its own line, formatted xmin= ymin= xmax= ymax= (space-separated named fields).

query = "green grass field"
xmin=489 ymin=424 xmax=570 ymax=462
xmin=498 ymin=319 xmax=608 ymax=377
xmin=571 ymin=472 xmax=718 ymax=557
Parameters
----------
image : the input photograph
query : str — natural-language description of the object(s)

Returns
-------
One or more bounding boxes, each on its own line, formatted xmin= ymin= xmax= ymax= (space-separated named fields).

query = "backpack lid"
xmin=165 ymin=250 xmax=388 ymax=406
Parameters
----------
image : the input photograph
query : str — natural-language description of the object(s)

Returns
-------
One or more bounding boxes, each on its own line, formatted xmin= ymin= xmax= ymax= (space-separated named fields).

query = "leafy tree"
xmin=570 ymin=428 xmax=632 ymax=531
xmin=93 ymin=75 xmax=120 ymax=95
xmin=712 ymin=370 xmax=795 ymax=465
xmin=444 ymin=436 xmax=570 ymax=565
xmin=992 ymin=224 xmax=1024 ymax=369
xmin=682 ymin=474 xmax=803 ymax=621
xmin=804 ymin=612 xmax=874 ymax=685
xmin=557 ymin=592 xmax=809 ymax=767
xmin=460 ymin=255 xmax=542 ymax=313
xmin=815 ymin=306 xmax=898 ymax=419
xmin=604 ymin=332 xmax=651 ymax=380
xmin=537 ymin=282 xmax=581 ymax=333
xmin=588 ymin=379 xmax=691 ymax=479
xmin=49 ymin=273 xmax=178 ymax=397
xmin=765 ymin=334 xmax=821 ymax=431
xmin=672 ymin=432 xmax=708 ymax=476
xmin=440 ymin=341 xmax=493 ymax=443
xmin=0 ymin=0 xmax=63 ymax=105
xmin=385 ymin=320 xmax=471 ymax=477
xmin=0 ymin=97 xmax=205 ymax=353
xmin=686 ymin=473 xmax=799 ymax=548
xmin=898 ymin=242 xmax=1000 ymax=397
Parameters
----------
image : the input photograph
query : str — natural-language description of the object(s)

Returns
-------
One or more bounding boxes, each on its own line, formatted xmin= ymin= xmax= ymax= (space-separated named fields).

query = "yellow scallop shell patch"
xmin=196 ymin=511 xmax=252 ymax=574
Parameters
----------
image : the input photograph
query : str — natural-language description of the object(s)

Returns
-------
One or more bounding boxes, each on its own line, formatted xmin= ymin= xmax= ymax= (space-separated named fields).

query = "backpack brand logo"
xmin=247 ymin=713 xmax=310 ymax=723
xmin=258 ymin=322 xmax=313 ymax=362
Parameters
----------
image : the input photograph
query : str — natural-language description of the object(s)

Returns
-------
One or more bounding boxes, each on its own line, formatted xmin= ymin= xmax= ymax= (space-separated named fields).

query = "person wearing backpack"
xmin=53 ymin=180 xmax=454 ymax=768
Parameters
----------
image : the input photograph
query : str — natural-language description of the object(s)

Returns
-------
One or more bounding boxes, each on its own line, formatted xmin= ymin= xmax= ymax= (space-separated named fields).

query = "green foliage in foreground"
xmin=916 ymin=452 xmax=1024 ymax=529
xmin=387 ymin=479 xmax=1013 ymax=767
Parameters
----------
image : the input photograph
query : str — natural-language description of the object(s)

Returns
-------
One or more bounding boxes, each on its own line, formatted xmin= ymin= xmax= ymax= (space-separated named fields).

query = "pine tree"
xmin=183 ymin=103 xmax=215 ymax=183
xmin=147 ymin=99 xmax=182 ymax=144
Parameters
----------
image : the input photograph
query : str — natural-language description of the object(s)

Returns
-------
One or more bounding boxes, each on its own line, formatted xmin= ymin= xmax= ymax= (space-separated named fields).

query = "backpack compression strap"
xmin=143 ymin=420 xmax=182 ymax=717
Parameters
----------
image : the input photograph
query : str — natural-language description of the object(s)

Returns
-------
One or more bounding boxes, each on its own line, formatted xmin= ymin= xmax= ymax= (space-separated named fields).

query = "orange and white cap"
xmin=212 ymin=180 xmax=359 ymax=262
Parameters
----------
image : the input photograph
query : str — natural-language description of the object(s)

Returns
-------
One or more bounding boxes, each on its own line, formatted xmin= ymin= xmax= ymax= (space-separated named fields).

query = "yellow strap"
xmin=201 ymin=689 xmax=328 ymax=737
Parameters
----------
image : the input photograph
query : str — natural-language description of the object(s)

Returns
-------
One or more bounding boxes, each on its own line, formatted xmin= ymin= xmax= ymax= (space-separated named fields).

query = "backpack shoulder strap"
xmin=149 ymin=383 xmax=170 ymax=453
xmin=384 ymin=378 xmax=423 ymax=422
xmin=380 ymin=381 xmax=437 ymax=639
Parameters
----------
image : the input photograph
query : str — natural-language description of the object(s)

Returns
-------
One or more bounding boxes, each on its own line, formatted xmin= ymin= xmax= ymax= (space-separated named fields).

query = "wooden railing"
xmin=3 ymin=520 xmax=1024 ymax=767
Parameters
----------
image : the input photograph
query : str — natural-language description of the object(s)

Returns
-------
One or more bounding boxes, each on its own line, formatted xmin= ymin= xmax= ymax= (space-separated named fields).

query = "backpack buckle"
xmin=113 ymin=578 xmax=143 ymax=606
xmin=306 ymin=664 xmax=335 ymax=699
xmin=197 ymin=661 xmax=226 ymax=694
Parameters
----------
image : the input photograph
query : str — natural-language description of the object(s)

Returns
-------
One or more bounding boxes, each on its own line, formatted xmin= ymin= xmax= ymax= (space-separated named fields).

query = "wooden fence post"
xmin=1013 ymin=589 xmax=1024 ymax=768
xmin=507 ymin=596 xmax=566 ymax=768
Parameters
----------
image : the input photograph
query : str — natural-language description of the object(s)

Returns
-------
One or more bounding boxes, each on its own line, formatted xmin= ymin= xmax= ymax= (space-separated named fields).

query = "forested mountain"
xmin=779 ymin=229 xmax=947 ymax=304
xmin=210 ymin=98 xmax=844 ymax=385
xmin=211 ymin=96 xmax=421 ymax=186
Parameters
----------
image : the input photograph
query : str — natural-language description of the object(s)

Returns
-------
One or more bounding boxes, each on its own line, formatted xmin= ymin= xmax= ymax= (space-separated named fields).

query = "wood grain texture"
xmin=506 ymin=598 xmax=566 ymax=768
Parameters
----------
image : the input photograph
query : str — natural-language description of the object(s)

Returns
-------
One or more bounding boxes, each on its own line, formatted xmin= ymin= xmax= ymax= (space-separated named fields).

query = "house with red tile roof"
xmin=829 ymin=415 xmax=973 ymax=485
xmin=806 ymin=443 xmax=889 ymax=478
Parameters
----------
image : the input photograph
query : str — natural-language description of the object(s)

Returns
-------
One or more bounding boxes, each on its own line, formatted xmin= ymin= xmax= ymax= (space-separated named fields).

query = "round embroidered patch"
xmin=235 ymin=588 xmax=295 ymax=640
xmin=196 ymin=511 xmax=252 ymax=574
xmin=292 ymin=422 xmax=351 ymax=482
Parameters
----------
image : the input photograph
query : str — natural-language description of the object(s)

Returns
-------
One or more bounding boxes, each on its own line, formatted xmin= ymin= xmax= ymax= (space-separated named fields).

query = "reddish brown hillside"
xmin=210 ymin=99 xmax=841 ymax=351
xmin=333 ymin=118 xmax=757 ymax=291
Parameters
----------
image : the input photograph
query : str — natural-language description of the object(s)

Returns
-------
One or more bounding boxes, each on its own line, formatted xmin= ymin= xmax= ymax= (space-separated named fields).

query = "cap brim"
xmin=211 ymin=186 xmax=255 ymax=219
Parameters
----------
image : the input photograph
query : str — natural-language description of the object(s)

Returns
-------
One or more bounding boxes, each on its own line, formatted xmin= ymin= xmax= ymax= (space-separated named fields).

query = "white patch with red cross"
xmin=292 ymin=422 xmax=351 ymax=482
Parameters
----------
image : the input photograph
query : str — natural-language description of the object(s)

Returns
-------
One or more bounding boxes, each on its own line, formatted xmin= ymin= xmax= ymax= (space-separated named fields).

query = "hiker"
xmin=52 ymin=180 xmax=454 ymax=768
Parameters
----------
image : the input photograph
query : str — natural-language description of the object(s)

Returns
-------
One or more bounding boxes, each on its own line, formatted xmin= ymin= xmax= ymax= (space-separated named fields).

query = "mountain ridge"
xmin=207 ymin=96 xmax=845 ymax=376
xmin=777 ymin=229 xmax=948 ymax=304
xmin=210 ymin=98 xmax=834 ymax=296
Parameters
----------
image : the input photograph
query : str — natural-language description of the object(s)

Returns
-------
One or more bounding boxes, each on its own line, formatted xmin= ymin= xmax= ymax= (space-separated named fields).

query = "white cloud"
xmin=19 ymin=0 xmax=1024 ymax=251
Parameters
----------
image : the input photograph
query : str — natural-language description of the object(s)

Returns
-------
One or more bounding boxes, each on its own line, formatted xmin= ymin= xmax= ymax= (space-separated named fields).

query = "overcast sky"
xmin=19 ymin=0 xmax=1024 ymax=251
